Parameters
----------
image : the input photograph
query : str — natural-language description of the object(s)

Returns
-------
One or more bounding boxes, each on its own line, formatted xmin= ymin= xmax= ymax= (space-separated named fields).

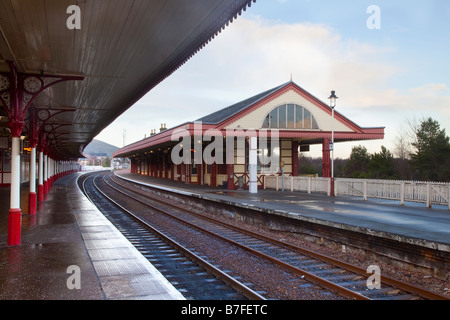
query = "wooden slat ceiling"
xmin=0 ymin=0 xmax=255 ymax=159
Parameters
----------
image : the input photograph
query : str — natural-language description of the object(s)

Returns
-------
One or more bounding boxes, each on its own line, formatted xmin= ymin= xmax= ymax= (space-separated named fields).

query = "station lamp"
xmin=329 ymin=90 xmax=338 ymax=107
xmin=328 ymin=90 xmax=338 ymax=195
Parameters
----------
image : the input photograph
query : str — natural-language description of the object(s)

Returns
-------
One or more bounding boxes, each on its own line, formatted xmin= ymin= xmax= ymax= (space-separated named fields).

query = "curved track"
xmin=79 ymin=171 xmax=264 ymax=300
xmin=81 ymin=171 xmax=449 ymax=300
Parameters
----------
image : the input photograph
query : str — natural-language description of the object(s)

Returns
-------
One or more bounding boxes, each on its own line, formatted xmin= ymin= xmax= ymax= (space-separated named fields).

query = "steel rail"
xmin=110 ymin=173 xmax=450 ymax=301
xmin=104 ymin=174 xmax=370 ymax=300
xmin=88 ymin=173 xmax=266 ymax=301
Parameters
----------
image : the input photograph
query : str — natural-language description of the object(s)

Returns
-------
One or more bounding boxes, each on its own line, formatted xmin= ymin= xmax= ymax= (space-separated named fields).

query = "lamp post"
xmin=328 ymin=90 xmax=338 ymax=196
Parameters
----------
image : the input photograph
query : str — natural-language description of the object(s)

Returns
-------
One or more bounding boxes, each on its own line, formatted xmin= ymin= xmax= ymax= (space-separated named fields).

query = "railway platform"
xmin=0 ymin=173 xmax=185 ymax=300
xmin=116 ymin=171 xmax=450 ymax=248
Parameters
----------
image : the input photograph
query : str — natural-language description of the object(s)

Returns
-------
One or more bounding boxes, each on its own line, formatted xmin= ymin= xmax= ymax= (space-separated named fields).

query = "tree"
xmin=393 ymin=126 xmax=413 ymax=180
xmin=410 ymin=117 xmax=450 ymax=181
xmin=298 ymin=154 xmax=320 ymax=175
xmin=102 ymin=157 xmax=111 ymax=168
xmin=368 ymin=146 xmax=395 ymax=179
xmin=345 ymin=145 xmax=370 ymax=178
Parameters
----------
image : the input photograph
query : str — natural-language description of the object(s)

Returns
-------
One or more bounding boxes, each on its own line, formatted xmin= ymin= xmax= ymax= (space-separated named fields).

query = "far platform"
xmin=116 ymin=171 xmax=450 ymax=249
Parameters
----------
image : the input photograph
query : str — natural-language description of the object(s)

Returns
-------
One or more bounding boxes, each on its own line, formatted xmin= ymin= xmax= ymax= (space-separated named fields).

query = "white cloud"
xmin=407 ymin=84 xmax=450 ymax=113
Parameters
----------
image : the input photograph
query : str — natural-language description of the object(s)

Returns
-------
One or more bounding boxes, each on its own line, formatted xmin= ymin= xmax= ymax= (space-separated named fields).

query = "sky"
xmin=94 ymin=0 xmax=450 ymax=159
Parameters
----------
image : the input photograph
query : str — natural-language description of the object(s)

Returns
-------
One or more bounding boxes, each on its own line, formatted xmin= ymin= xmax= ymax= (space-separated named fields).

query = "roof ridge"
xmin=196 ymin=81 xmax=292 ymax=124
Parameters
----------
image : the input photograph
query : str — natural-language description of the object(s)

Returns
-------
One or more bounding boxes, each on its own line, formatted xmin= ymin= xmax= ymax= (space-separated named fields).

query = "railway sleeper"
xmin=323 ymin=274 xmax=364 ymax=282
xmin=298 ymin=262 xmax=330 ymax=269
xmin=361 ymin=287 xmax=401 ymax=296
xmin=338 ymin=280 xmax=368 ymax=287
xmin=378 ymin=294 xmax=421 ymax=300
xmin=310 ymin=268 xmax=346 ymax=275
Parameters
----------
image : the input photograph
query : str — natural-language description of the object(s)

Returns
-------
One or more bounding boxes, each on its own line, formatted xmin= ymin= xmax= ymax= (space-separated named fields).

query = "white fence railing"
xmin=264 ymin=175 xmax=450 ymax=210
xmin=265 ymin=176 xmax=331 ymax=196
xmin=81 ymin=165 xmax=112 ymax=171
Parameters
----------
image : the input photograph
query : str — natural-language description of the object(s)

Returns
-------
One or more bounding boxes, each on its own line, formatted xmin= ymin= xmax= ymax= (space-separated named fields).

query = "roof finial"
xmin=290 ymin=73 xmax=293 ymax=82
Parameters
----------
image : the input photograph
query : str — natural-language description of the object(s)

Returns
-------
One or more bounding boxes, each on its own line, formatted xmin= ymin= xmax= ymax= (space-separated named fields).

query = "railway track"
xmin=78 ymin=172 xmax=264 ymax=300
xmin=82 ymin=171 xmax=449 ymax=300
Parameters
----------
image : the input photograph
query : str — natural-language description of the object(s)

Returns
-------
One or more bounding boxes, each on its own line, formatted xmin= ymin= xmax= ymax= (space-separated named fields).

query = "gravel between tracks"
xmin=213 ymin=214 xmax=450 ymax=298
xmin=107 ymin=176 xmax=450 ymax=299
xmin=100 ymin=179 xmax=345 ymax=299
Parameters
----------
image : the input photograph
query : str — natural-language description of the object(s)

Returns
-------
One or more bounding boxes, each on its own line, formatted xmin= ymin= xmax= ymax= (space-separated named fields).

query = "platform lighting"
xmin=328 ymin=90 xmax=338 ymax=195
xmin=329 ymin=90 xmax=338 ymax=109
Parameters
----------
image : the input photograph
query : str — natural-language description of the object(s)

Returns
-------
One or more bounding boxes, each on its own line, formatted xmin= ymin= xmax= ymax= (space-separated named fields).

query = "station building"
xmin=113 ymin=81 xmax=384 ymax=190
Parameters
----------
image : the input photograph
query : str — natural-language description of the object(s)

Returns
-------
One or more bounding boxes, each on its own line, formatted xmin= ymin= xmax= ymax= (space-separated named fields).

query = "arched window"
xmin=262 ymin=104 xmax=319 ymax=129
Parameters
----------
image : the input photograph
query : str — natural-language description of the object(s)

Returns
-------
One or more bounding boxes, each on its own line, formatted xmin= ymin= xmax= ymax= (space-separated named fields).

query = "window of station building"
xmin=245 ymin=139 xmax=280 ymax=174
xmin=260 ymin=139 xmax=280 ymax=174
xmin=262 ymin=104 xmax=319 ymax=130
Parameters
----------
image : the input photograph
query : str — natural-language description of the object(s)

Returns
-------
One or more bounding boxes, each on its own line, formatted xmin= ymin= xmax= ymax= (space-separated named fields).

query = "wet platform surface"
xmin=0 ymin=173 xmax=185 ymax=300
xmin=117 ymin=171 xmax=450 ymax=247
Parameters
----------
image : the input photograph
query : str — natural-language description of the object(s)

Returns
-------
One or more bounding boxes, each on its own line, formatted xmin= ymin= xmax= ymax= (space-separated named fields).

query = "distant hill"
xmin=83 ymin=139 xmax=120 ymax=158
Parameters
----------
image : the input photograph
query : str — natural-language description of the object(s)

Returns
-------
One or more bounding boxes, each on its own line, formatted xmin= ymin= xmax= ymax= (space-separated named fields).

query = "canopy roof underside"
xmin=0 ymin=0 xmax=255 ymax=159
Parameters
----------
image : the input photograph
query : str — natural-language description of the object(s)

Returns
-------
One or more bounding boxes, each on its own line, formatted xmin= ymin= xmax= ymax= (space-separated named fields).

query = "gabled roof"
xmin=113 ymin=81 xmax=385 ymax=158
xmin=196 ymin=82 xmax=290 ymax=124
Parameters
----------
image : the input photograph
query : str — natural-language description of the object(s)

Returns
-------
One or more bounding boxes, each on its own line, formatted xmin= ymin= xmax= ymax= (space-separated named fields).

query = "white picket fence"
xmin=81 ymin=165 xmax=112 ymax=171
xmin=264 ymin=175 xmax=450 ymax=209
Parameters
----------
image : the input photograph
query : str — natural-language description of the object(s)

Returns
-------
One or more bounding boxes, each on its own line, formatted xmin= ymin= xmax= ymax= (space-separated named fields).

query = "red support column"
xmin=158 ymin=155 xmax=162 ymax=178
xmin=0 ymin=62 xmax=83 ymax=245
xmin=211 ymin=163 xmax=217 ymax=187
xmin=292 ymin=141 xmax=299 ymax=177
xmin=28 ymin=147 xmax=37 ymax=215
xmin=197 ymin=164 xmax=202 ymax=185
xmin=38 ymin=147 xmax=44 ymax=202
xmin=8 ymin=133 xmax=23 ymax=246
xmin=151 ymin=158 xmax=154 ymax=177
xmin=322 ymin=138 xmax=331 ymax=178
xmin=48 ymin=157 xmax=53 ymax=188
xmin=43 ymin=151 xmax=48 ymax=195
xmin=171 ymin=163 xmax=175 ymax=181
xmin=185 ymin=164 xmax=191 ymax=184
xmin=164 ymin=154 xmax=168 ymax=179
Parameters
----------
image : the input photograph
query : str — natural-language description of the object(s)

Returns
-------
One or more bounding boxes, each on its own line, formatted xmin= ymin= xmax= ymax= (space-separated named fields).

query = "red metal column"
xmin=322 ymin=138 xmax=331 ymax=178
xmin=151 ymin=156 xmax=155 ymax=177
xmin=8 ymin=135 xmax=22 ymax=246
xmin=38 ymin=146 xmax=44 ymax=202
xmin=185 ymin=164 xmax=191 ymax=184
xmin=164 ymin=154 xmax=168 ymax=179
xmin=197 ymin=164 xmax=202 ymax=185
xmin=211 ymin=163 xmax=217 ymax=187
xmin=292 ymin=141 xmax=299 ymax=177
xmin=171 ymin=162 xmax=175 ymax=181
xmin=43 ymin=148 xmax=49 ymax=195
xmin=0 ymin=61 xmax=83 ymax=245
xmin=28 ymin=146 xmax=37 ymax=215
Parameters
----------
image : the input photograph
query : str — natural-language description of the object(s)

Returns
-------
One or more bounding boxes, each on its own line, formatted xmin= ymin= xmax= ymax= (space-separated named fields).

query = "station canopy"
xmin=0 ymin=0 xmax=255 ymax=159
